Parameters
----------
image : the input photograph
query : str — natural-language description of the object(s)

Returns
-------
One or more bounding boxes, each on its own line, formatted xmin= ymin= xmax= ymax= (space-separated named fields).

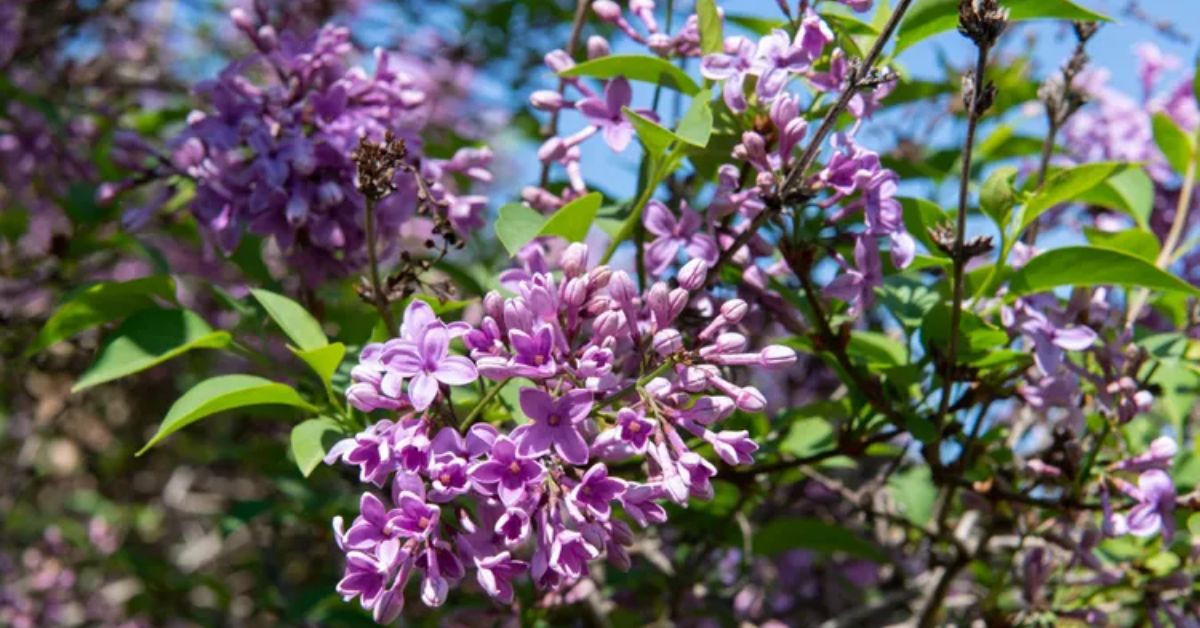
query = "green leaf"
xmin=921 ymin=304 xmax=1008 ymax=363
xmin=291 ymin=417 xmax=345 ymax=477
xmin=896 ymin=0 xmax=1110 ymax=54
xmin=695 ymin=0 xmax=723 ymax=55
xmin=754 ymin=516 xmax=885 ymax=562
xmin=724 ymin=14 xmax=785 ymax=36
xmin=73 ymin=309 xmax=231 ymax=393
xmin=137 ymin=375 xmax=315 ymax=455
xmin=495 ymin=203 xmax=547 ymax=256
xmin=1152 ymin=112 xmax=1195 ymax=175
xmin=780 ymin=415 xmax=836 ymax=459
xmin=1083 ymin=227 xmax=1161 ymax=263
xmin=291 ymin=342 xmax=346 ymax=387
xmin=540 ymin=192 xmax=603 ymax=243
xmin=1076 ymin=167 xmax=1154 ymax=229
xmin=821 ymin=12 xmax=880 ymax=36
xmin=1194 ymin=55 xmax=1200 ymax=106
xmin=496 ymin=192 xmax=605 ymax=256
xmin=624 ymin=108 xmax=675 ymax=157
xmin=1018 ymin=162 xmax=1125 ymax=235
xmin=250 ymin=289 xmax=328 ymax=350
xmin=28 ymin=276 xmax=177 ymax=356
xmin=1009 ymin=246 xmax=1200 ymax=297
xmin=559 ymin=54 xmax=700 ymax=95
xmin=979 ymin=166 xmax=1017 ymax=229
xmin=889 ymin=466 xmax=937 ymax=525
xmin=899 ymin=197 xmax=950 ymax=257
xmin=675 ymin=96 xmax=714 ymax=149
xmin=848 ymin=331 xmax=906 ymax=367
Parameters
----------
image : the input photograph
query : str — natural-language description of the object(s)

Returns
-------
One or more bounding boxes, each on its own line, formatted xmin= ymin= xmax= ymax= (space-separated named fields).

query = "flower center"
xmin=629 ymin=421 xmax=642 ymax=433
xmin=533 ymin=355 xmax=545 ymax=365
xmin=509 ymin=461 xmax=521 ymax=474
xmin=439 ymin=473 xmax=452 ymax=485
xmin=418 ymin=516 xmax=430 ymax=529
xmin=547 ymin=413 xmax=561 ymax=426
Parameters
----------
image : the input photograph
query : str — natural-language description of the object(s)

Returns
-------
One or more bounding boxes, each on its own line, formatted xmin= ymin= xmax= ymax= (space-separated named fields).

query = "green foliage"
xmin=250 ymin=289 xmax=328 ymax=351
xmin=1152 ymin=112 xmax=1196 ymax=175
xmin=889 ymin=466 xmax=936 ymax=526
xmin=695 ymin=0 xmax=723 ymax=55
xmin=979 ymin=166 xmax=1017 ymax=229
xmin=28 ymin=276 xmax=177 ymax=356
xmin=72 ymin=308 xmax=231 ymax=392
xmin=290 ymin=417 xmax=346 ymax=477
xmin=559 ymin=54 xmax=700 ymax=95
xmin=1017 ymin=162 xmax=1126 ymax=236
xmin=895 ymin=0 xmax=1110 ymax=53
xmin=138 ymin=375 xmax=315 ymax=454
xmin=754 ymin=516 xmax=885 ymax=562
xmin=495 ymin=191 xmax=603 ymax=255
xmin=1009 ymin=246 xmax=1200 ymax=297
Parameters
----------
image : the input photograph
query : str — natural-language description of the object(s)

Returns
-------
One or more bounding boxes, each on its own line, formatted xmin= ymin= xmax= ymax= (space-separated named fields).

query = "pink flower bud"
xmin=759 ymin=345 xmax=797 ymax=369
xmin=530 ymin=90 xmax=565 ymax=111
xmin=677 ymin=258 xmax=709 ymax=290
xmin=592 ymin=0 xmax=623 ymax=21
xmin=608 ymin=271 xmax=637 ymax=306
xmin=647 ymin=33 xmax=673 ymax=56
xmin=720 ymin=299 xmax=748 ymax=323
xmin=544 ymin=49 xmax=575 ymax=73
xmin=230 ymin=8 xmax=255 ymax=32
xmin=715 ymin=332 xmax=747 ymax=353
xmin=562 ymin=242 xmax=588 ymax=277
xmin=587 ymin=35 xmax=612 ymax=59
xmin=735 ymin=386 xmax=767 ymax=412
xmin=538 ymin=137 xmax=567 ymax=163
xmin=564 ymin=277 xmax=589 ymax=308
xmin=588 ymin=265 xmax=613 ymax=289
xmin=483 ymin=291 xmax=505 ymax=321
xmin=653 ymin=329 xmax=683 ymax=355
xmin=594 ymin=310 xmax=624 ymax=338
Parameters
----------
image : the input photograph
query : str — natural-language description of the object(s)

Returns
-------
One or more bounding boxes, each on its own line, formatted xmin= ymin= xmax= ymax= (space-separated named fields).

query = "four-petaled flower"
xmin=568 ymin=463 xmax=627 ymax=520
xmin=643 ymin=200 xmax=718 ymax=276
xmin=389 ymin=323 xmax=479 ymax=411
xmin=471 ymin=436 xmax=545 ymax=506
xmin=576 ymin=77 xmax=640 ymax=153
xmin=512 ymin=388 xmax=594 ymax=465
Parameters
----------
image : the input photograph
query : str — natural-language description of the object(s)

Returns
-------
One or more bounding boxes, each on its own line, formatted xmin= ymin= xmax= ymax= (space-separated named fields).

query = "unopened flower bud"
xmin=677 ymin=258 xmax=709 ymax=290
xmin=587 ymin=35 xmax=611 ymax=59
xmin=759 ymin=345 xmax=797 ymax=369
xmin=530 ymin=90 xmax=565 ymax=111
xmin=545 ymin=49 xmax=575 ymax=73
xmin=538 ymin=137 xmax=567 ymax=163
xmin=608 ymin=271 xmax=637 ymax=306
xmin=592 ymin=0 xmax=623 ymax=21
xmin=561 ymin=242 xmax=588 ymax=277
xmin=720 ymin=299 xmax=748 ymax=323
xmin=653 ymin=329 xmax=683 ymax=355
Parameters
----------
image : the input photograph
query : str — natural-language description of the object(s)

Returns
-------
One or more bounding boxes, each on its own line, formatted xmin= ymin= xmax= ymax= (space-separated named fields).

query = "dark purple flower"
xmin=569 ymin=463 xmax=627 ymax=520
xmin=616 ymin=408 xmax=654 ymax=452
xmin=391 ymin=491 xmax=441 ymax=538
xmin=509 ymin=324 xmax=558 ymax=378
xmin=549 ymin=529 xmax=600 ymax=579
xmin=471 ymin=436 xmax=544 ymax=506
xmin=474 ymin=551 xmax=529 ymax=603
xmin=1111 ymin=470 xmax=1176 ymax=541
xmin=512 ymin=388 xmax=593 ymax=465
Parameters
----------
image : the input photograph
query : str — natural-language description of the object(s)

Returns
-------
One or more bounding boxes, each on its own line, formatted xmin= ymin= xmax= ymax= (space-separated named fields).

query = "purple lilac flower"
xmin=512 ymin=388 xmax=593 ymax=465
xmin=568 ymin=463 xmax=627 ymax=520
xmin=643 ymin=200 xmax=719 ymax=276
xmin=700 ymin=36 xmax=757 ymax=112
xmin=387 ymin=322 xmax=479 ymax=411
xmin=1108 ymin=470 xmax=1177 ymax=542
xmin=470 ymin=436 xmax=545 ymax=506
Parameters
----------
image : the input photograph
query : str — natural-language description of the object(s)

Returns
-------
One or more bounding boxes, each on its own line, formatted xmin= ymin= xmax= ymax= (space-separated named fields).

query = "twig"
xmin=363 ymin=198 xmax=396 ymax=333
xmin=459 ymin=378 xmax=511 ymax=430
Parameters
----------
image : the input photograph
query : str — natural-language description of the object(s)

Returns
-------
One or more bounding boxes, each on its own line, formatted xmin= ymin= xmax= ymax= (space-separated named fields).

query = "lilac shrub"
xmin=36 ymin=0 xmax=1200 ymax=625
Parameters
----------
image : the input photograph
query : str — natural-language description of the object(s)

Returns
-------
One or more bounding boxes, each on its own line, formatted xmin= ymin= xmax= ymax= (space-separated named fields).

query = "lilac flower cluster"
xmin=326 ymin=245 xmax=796 ymax=617
xmin=591 ymin=0 xmax=704 ymax=59
xmin=131 ymin=12 xmax=493 ymax=281
xmin=693 ymin=25 xmax=912 ymax=312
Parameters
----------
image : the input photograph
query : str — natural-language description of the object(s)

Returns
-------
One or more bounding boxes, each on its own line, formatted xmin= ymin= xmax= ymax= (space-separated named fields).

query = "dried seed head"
xmin=958 ymin=0 xmax=1008 ymax=48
